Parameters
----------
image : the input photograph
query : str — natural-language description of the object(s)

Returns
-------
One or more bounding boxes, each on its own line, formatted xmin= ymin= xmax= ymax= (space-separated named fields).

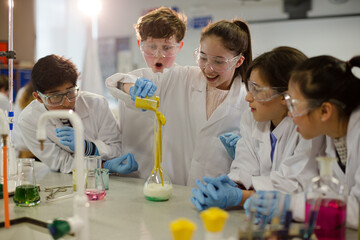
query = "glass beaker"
xmin=13 ymin=158 xmax=40 ymax=207
xmin=85 ymin=156 xmax=106 ymax=201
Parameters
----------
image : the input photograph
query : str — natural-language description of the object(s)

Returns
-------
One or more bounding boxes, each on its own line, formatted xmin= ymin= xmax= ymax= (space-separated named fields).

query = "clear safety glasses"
xmin=140 ymin=41 xmax=180 ymax=58
xmin=194 ymin=48 xmax=241 ymax=73
xmin=284 ymin=93 xmax=319 ymax=117
xmin=246 ymin=80 xmax=286 ymax=102
xmin=37 ymin=85 xmax=79 ymax=106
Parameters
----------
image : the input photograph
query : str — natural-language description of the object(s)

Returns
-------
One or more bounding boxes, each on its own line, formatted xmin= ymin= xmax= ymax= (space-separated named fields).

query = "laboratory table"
xmin=0 ymin=162 xmax=358 ymax=240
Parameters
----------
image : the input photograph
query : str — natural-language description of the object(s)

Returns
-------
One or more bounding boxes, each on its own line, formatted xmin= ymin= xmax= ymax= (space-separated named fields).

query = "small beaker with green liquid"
xmin=13 ymin=158 xmax=40 ymax=207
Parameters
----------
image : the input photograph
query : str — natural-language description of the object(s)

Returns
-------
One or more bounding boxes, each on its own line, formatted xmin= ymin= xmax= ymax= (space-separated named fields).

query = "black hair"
xmin=200 ymin=19 xmax=252 ymax=83
xmin=290 ymin=55 xmax=360 ymax=118
xmin=245 ymin=46 xmax=307 ymax=91
xmin=31 ymin=54 xmax=78 ymax=93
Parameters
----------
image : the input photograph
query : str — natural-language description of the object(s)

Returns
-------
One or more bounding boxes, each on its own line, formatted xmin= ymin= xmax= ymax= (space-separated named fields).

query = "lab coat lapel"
xmin=270 ymin=117 xmax=292 ymax=170
xmin=73 ymin=93 xmax=89 ymax=120
xmin=190 ymin=77 xmax=207 ymax=128
xmin=253 ymin=121 xmax=272 ymax=173
xmin=200 ymin=77 xmax=242 ymax=130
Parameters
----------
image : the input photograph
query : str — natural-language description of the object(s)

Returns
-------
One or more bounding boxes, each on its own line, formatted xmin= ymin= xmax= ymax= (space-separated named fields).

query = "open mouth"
xmin=155 ymin=63 xmax=163 ymax=68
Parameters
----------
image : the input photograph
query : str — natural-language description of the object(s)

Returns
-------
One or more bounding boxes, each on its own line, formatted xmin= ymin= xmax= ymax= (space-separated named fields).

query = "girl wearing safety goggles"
xmin=283 ymin=55 xmax=360 ymax=228
xmin=191 ymin=47 xmax=318 ymax=213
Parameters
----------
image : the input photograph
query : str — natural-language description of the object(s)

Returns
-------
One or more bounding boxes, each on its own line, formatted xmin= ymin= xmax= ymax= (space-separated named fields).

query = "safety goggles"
xmin=246 ymin=80 xmax=286 ymax=102
xmin=37 ymin=85 xmax=79 ymax=106
xmin=284 ymin=93 xmax=320 ymax=117
xmin=140 ymin=41 xmax=180 ymax=58
xmin=284 ymin=93 xmax=346 ymax=118
xmin=194 ymin=48 xmax=241 ymax=73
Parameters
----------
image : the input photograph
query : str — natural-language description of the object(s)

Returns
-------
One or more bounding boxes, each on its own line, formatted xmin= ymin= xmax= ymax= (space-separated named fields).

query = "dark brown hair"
xmin=31 ymin=54 xmax=78 ymax=93
xmin=200 ymin=19 xmax=252 ymax=82
xmin=245 ymin=46 xmax=307 ymax=91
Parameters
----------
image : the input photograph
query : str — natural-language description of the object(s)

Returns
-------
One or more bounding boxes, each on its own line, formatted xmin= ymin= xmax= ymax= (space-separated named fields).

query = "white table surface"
xmin=0 ymin=162 xmax=358 ymax=240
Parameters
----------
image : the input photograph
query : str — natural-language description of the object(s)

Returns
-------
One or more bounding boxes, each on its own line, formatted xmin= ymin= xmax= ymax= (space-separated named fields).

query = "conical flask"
xmin=305 ymin=157 xmax=347 ymax=240
xmin=144 ymin=166 xmax=172 ymax=201
xmin=13 ymin=158 xmax=40 ymax=207
xmin=136 ymin=96 xmax=173 ymax=201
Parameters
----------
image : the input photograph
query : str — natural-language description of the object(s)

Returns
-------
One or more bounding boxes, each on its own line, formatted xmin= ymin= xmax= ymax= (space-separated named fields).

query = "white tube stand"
xmin=37 ymin=110 xmax=89 ymax=240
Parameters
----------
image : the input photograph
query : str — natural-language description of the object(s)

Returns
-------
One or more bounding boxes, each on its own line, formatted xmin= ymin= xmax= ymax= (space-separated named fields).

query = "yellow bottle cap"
xmin=200 ymin=207 xmax=229 ymax=233
xmin=170 ymin=218 xmax=197 ymax=240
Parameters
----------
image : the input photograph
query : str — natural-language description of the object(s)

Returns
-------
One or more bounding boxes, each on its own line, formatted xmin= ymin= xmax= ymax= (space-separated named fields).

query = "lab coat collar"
xmin=272 ymin=116 xmax=293 ymax=141
xmin=252 ymin=116 xmax=293 ymax=142
xmin=74 ymin=92 xmax=89 ymax=119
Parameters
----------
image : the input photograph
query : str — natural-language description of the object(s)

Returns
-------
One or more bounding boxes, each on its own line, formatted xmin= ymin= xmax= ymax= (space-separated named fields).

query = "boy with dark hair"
xmin=18 ymin=54 xmax=138 ymax=174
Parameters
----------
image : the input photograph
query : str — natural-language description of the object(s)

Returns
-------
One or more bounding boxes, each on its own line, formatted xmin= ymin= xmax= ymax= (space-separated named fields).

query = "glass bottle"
xmin=85 ymin=156 xmax=106 ymax=201
xmin=305 ymin=157 xmax=347 ymax=240
xmin=13 ymin=158 xmax=40 ymax=207
xmin=136 ymin=96 xmax=173 ymax=201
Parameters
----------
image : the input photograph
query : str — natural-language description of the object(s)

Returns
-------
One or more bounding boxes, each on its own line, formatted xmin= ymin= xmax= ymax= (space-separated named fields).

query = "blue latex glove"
xmin=190 ymin=175 xmax=242 ymax=211
xmin=129 ymin=77 xmax=157 ymax=102
xmin=219 ymin=132 xmax=241 ymax=160
xmin=244 ymin=191 xmax=291 ymax=224
xmin=56 ymin=126 xmax=99 ymax=155
xmin=56 ymin=126 xmax=76 ymax=151
xmin=104 ymin=153 xmax=138 ymax=174
xmin=190 ymin=179 xmax=214 ymax=211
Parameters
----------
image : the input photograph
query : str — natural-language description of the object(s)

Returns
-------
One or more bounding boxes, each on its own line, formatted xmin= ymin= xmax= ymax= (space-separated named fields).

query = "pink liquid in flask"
xmin=305 ymin=199 xmax=346 ymax=240
xmin=86 ymin=189 xmax=106 ymax=201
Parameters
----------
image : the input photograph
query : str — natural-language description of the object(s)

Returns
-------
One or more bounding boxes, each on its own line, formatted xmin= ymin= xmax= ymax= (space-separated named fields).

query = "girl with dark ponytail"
xmin=284 ymin=55 xmax=360 ymax=228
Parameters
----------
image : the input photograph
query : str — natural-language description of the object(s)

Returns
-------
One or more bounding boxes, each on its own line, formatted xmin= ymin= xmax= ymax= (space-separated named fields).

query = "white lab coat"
xmin=291 ymin=107 xmax=360 ymax=229
xmin=18 ymin=91 xmax=122 ymax=173
xmin=228 ymin=109 xmax=318 ymax=193
xmin=106 ymin=65 xmax=248 ymax=186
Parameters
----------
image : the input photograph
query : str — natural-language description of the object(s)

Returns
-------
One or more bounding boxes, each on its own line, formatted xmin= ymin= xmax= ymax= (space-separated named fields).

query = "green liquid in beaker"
xmin=13 ymin=184 xmax=40 ymax=207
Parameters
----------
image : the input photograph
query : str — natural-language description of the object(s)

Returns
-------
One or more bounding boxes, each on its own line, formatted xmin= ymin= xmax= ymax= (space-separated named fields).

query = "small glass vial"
xmin=13 ymin=158 xmax=40 ymax=207
xmin=85 ymin=156 xmax=106 ymax=201
xmin=305 ymin=157 xmax=347 ymax=240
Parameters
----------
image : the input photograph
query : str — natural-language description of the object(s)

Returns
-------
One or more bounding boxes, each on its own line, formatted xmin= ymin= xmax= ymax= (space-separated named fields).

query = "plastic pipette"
xmin=304 ymin=195 xmax=321 ymax=240
xmin=247 ymin=194 xmax=259 ymax=240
